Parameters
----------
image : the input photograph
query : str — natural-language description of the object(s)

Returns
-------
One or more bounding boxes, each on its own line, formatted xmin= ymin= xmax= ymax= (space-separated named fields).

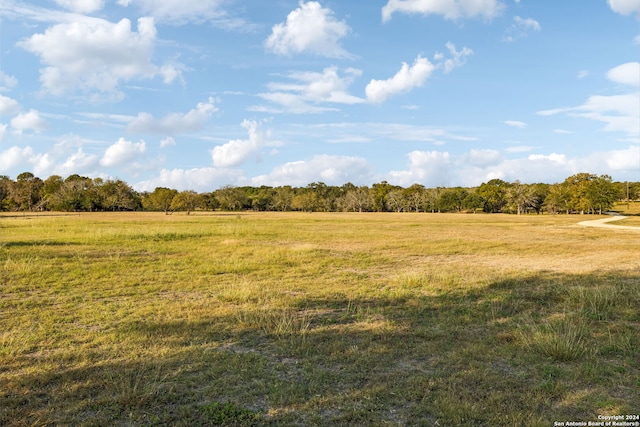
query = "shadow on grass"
xmin=2 ymin=271 xmax=639 ymax=426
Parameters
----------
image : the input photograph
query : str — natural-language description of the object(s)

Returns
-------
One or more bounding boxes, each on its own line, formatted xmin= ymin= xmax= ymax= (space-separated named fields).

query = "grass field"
xmin=1 ymin=212 xmax=639 ymax=426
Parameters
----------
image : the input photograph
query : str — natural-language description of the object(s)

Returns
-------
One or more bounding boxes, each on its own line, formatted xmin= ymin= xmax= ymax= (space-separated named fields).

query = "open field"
xmin=1 ymin=212 xmax=639 ymax=426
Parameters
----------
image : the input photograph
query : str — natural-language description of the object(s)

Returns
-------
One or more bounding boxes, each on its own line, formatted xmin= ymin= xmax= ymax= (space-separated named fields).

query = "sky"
xmin=0 ymin=0 xmax=639 ymax=192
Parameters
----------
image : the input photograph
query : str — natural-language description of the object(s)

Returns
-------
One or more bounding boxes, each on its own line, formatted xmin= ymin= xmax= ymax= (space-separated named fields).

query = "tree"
xmin=0 ymin=176 xmax=15 ymax=211
xmin=10 ymin=172 xmax=44 ymax=211
xmin=170 ymin=190 xmax=202 ymax=215
xmin=270 ymin=186 xmax=294 ymax=211
xmin=544 ymin=183 xmax=572 ymax=214
xmin=506 ymin=181 xmax=536 ymax=215
xmin=292 ymin=191 xmax=320 ymax=212
xmin=563 ymin=173 xmax=596 ymax=214
xmin=214 ymin=186 xmax=248 ymax=211
xmin=585 ymin=175 xmax=619 ymax=214
xmin=371 ymin=181 xmax=394 ymax=212
xmin=336 ymin=186 xmax=373 ymax=212
xmin=403 ymin=184 xmax=427 ymax=212
xmin=477 ymin=179 xmax=510 ymax=213
xmin=437 ymin=187 xmax=468 ymax=212
xmin=144 ymin=187 xmax=178 ymax=214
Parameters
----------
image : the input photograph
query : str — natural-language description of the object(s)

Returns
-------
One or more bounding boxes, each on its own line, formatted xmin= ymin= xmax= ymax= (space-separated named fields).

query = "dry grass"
xmin=1 ymin=212 xmax=639 ymax=426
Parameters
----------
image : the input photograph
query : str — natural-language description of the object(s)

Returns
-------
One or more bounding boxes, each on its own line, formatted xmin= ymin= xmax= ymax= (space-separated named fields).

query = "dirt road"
xmin=577 ymin=215 xmax=640 ymax=231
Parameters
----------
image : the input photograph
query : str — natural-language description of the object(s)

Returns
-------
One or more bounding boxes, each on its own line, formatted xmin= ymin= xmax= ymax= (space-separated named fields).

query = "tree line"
xmin=1 ymin=172 xmax=637 ymax=215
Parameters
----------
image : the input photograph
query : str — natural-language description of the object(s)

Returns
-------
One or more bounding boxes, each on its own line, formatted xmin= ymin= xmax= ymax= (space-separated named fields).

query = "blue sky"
xmin=0 ymin=0 xmax=639 ymax=191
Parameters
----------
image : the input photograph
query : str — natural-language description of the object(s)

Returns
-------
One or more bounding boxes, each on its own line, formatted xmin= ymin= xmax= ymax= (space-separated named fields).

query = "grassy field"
xmin=1 ymin=212 xmax=639 ymax=426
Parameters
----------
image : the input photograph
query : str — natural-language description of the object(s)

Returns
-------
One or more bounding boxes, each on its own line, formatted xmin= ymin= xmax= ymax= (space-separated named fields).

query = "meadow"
xmin=1 ymin=211 xmax=639 ymax=426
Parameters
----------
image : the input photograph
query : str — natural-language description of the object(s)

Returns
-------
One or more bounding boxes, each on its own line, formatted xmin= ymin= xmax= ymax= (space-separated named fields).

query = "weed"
xmin=520 ymin=314 xmax=590 ymax=362
xmin=201 ymin=402 xmax=262 ymax=426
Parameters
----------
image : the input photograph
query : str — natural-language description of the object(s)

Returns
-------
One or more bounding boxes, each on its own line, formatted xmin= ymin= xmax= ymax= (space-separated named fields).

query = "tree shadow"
xmin=3 ymin=270 xmax=639 ymax=426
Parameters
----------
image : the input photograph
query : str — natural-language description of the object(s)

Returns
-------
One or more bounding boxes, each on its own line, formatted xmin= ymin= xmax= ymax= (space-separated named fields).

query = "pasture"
xmin=1 ymin=212 xmax=639 ymax=426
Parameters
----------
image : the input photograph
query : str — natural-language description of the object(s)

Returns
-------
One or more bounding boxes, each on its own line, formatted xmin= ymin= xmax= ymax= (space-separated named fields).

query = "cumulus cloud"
xmin=10 ymin=109 xmax=48 ymax=134
xmin=387 ymin=150 xmax=453 ymax=186
xmin=0 ymin=146 xmax=36 ymax=171
xmin=252 ymin=154 xmax=371 ymax=187
xmin=53 ymin=0 xmax=105 ymax=13
xmin=503 ymin=16 xmax=541 ymax=42
xmin=0 ymin=71 xmax=18 ymax=92
xmin=607 ymin=0 xmax=640 ymax=16
xmin=211 ymin=120 xmax=270 ymax=167
xmin=382 ymin=0 xmax=505 ymax=22
xmin=0 ymin=95 xmax=20 ymax=115
xmin=100 ymin=137 xmax=147 ymax=167
xmin=366 ymin=55 xmax=435 ymax=103
xmin=160 ymin=137 xmax=176 ymax=147
xmin=134 ymin=167 xmax=245 ymax=192
xmin=606 ymin=145 xmax=640 ymax=170
xmin=253 ymin=67 xmax=364 ymax=113
xmin=607 ymin=62 xmax=640 ymax=86
xmin=127 ymin=98 xmax=218 ymax=134
xmin=18 ymin=17 xmax=182 ymax=98
xmin=265 ymin=1 xmax=352 ymax=58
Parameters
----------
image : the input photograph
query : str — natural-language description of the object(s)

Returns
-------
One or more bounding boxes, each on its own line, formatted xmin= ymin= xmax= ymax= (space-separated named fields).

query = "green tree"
xmin=371 ymin=181 xmax=395 ymax=212
xmin=144 ymin=187 xmax=178 ymax=214
xmin=586 ymin=175 xmax=619 ymax=214
xmin=544 ymin=183 xmax=572 ymax=214
xmin=170 ymin=190 xmax=202 ymax=215
xmin=270 ymin=186 xmax=294 ymax=211
xmin=214 ymin=186 xmax=248 ymax=211
xmin=477 ymin=179 xmax=510 ymax=213
xmin=0 ymin=176 xmax=15 ymax=211
xmin=437 ymin=187 xmax=468 ymax=212
xmin=506 ymin=181 xmax=536 ymax=215
xmin=11 ymin=172 xmax=44 ymax=211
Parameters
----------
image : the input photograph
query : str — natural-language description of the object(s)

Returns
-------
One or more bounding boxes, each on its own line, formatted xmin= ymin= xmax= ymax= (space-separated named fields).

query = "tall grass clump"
xmin=520 ymin=314 xmax=590 ymax=362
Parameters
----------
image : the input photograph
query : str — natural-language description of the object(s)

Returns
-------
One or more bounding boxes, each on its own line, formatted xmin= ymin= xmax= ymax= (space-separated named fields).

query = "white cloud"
xmin=254 ymin=67 xmax=364 ymax=113
xmin=577 ymin=70 xmax=589 ymax=79
xmin=252 ymin=154 xmax=371 ymax=187
xmin=503 ymin=16 xmax=541 ymax=42
xmin=366 ymin=55 xmax=435 ymax=103
xmin=10 ymin=109 xmax=48 ymax=134
xmin=265 ymin=1 xmax=351 ymax=58
xmin=0 ymin=124 xmax=6 ymax=142
xmin=53 ymin=0 xmax=105 ymax=13
xmin=53 ymin=149 xmax=100 ymax=177
xmin=382 ymin=0 xmax=505 ymax=22
xmin=134 ymin=167 xmax=244 ymax=192
xmin=0 ymin=95 xmax=20 ymax=115
xmin=127 ymin=98 xmax=218 ymax=134
xmin=117 ymin=0 xmax=248 ymax=28
xmin=387 ymin=150 xmax=452 ymax=186
xmin=211 ymin=120 xmax=270 ymax=168
xmin=607 ymin=0 xmax=640 ymax=16
xmin=0 ymin=146 xmax=35 ymax=171
xmin=160 ymin=136 xmax=176 ymax=147
xmin=504 ymin=120 xmax=527 ymax=128
xmin=18 ymin=17 xmax=182 ymax=98
xmin=437 ymin=42 xmax=473 ymax=73
xmin=0 ymin=71 xmax=18 ymax=92
xmin=554 ymin=129 xmax=574 ymax=134
xmin=606 ymin=145 xmax=640 ymax=170
xmin=100 ymin=137 xmax=147 ymax=167
xmin=570 ymin=93 xmax=640 ymax=134
xmin=463 ymin=149 xmax=502 ymax=167
xmin=607 ymin=62 xmax=640 ymax=86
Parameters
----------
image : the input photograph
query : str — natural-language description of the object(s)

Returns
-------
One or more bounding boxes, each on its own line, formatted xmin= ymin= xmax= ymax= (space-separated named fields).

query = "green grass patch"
xmin=1 ymin=212 xmax=639 ymax=425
